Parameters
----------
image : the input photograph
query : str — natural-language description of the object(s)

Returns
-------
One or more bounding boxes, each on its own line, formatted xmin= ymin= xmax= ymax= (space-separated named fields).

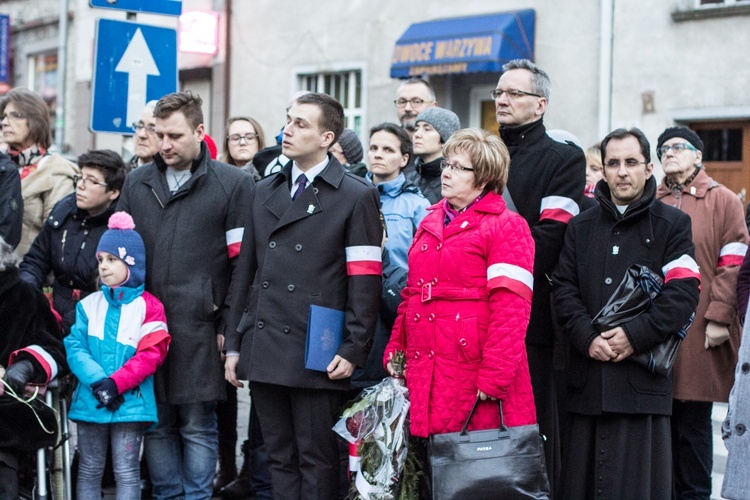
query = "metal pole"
xmin=54 ymin=0 xmax=68 ymax=153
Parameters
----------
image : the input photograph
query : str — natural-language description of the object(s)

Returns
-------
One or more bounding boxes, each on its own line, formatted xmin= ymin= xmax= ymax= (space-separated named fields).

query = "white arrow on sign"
xmin=115 ymin=28 xmax=160 ymax=127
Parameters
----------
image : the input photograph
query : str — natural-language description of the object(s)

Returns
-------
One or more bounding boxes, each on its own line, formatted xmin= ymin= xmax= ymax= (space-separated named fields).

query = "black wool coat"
xmin=225 ymin=155 xmax=382 ymax=391
xmin=118 ymin=143 xmax=255 ymax=404
xmin=0 ymin=152 xmax=22 ymax=249
xmin=500 ymin=119 xmax=586 ymax=347
xmin=552 ymin=177 xmax=700 ymax=416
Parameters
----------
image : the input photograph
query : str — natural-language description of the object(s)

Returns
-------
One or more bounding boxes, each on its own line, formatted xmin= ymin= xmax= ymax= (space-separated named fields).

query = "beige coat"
xmin=657 ymin=169 xmax=749 ymax=402
xmin=18 ymin=154 xmax=79 ymax=258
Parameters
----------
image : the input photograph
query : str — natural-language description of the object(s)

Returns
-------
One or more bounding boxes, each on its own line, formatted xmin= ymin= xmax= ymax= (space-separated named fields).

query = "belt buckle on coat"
xmin=421 ymin=282 xmax=432 ymax=302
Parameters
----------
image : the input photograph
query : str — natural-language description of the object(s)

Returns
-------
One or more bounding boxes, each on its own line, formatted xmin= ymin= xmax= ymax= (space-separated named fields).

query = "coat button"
xmin=53 ymin=221 xmax=59 ymax=227
xmin=414 ymin=351 xmax=420 ymax=359
xmin=287 ymin=284 xmax=295 ymax=292
xmin=737 ymin=424 xmax=746 ymax=435
xmin=269 ymin=241 xmax=276 ymax=248
xmin=283 ymin=326 xmax=291 ymax=334
xmin=646 ymin=238 xmax=651 ymax=244
xmin=436 ymin=243 xmax=442 ymax=250
xmin=459 ymin=338 xmax=467 ymax=347
xmin=428 ymin=314 xmax=435 ymax=322
xmin=414 ymin=313 xmax=421 ymax=322
xmin=262 ymin=281 xmax=270 ymax=289
xmin=295 ymin=244 xmax=302 ymax=251
xmin=257 ymin=321 xmax=265 ymax=329
xmin=417 ymin=278 xmax=424 ymax=286
xmin=605 ymin=277 xmax=612 ymax=285
xmin=421 ymin=243 xmax=428 ymax=251
xmin=428 ymin=351 xmax=434 ymax=359
xmin=742 ymin=363 xmax=750 ymax=374
xmin=432 ymin=277 xmax=438 ymax=284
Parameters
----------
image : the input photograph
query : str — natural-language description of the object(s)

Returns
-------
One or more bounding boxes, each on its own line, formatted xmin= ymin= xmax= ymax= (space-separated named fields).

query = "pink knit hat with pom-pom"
xmin=96 ymin=212 xmax=146 ymax=287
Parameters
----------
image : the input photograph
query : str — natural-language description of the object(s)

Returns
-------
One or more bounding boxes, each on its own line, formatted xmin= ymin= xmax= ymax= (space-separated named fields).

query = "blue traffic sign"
xmin=90 ymin=0 xmax=182 ymax=17
xmin=91 ymin=19 xmax=177 ymax=134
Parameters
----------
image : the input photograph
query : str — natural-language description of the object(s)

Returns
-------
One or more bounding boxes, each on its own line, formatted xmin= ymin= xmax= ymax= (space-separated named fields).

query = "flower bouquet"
xmin=334 ymin=351 xmax=412 ymax=499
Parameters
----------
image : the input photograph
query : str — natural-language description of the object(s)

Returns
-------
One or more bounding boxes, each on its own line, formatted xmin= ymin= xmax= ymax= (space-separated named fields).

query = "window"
xmin=696 ymin=127 xmax=743 ymax=162
xmin=298 ymin=69 xmax=363 ymax=136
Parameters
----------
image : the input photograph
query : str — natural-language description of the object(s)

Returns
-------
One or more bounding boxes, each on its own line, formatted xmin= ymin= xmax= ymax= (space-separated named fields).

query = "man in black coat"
xmin=494 ymin=58 xmax=586 ymax=492
xmin=552 ymin=128 xmax=700 ymax=498
xmin=118 ymin=91 xmax=255 ymax=499
xmin=225 ymin=93 xmax=382 ymax=499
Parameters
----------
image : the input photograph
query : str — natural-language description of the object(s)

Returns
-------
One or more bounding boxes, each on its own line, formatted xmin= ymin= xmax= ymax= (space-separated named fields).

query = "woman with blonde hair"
xmin=384 ymin=128 xmax=537 ymax=491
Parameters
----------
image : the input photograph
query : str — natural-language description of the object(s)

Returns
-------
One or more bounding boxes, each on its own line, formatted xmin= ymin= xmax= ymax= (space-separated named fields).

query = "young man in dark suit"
xmin=225 ymin=92 xmax=382 ymax=498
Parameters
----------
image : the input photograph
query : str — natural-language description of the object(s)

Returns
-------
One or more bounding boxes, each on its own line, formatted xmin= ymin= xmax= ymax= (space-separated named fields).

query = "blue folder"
xmin=305 ymin=305 xmax=345 ymax=372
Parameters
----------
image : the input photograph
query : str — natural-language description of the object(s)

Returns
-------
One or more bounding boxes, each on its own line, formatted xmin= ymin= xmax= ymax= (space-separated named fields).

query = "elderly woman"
xmin=0 ymin=88 xmax=79 ymax=257
xmin=0 ymin=235 xmax=66 ymax=498
xmin=222 ymin=116 xmax=265 ymax=181
xmin=384 ymin=128 xmax=537 ymax=463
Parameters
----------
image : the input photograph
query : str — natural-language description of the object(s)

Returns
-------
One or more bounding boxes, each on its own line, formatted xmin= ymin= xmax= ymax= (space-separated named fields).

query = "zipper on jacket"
xmin=60 ymin=229 xmax=68 ymax=263
xmin=151 ymin=188 xmax=165 ymax=208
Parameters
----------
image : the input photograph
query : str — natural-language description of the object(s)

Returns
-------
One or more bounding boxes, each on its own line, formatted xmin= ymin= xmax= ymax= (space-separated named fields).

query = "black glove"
xmin=3 ymin=359 xmax=35 ymax=395
xmin=91 ymin=378 xmax=119 ymax=409
xmin=106 ymin=394 xmax=125 ymax=412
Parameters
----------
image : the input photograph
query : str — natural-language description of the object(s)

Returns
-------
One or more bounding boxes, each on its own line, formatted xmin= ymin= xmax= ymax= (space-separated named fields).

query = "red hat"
xmin=203 ymin=134 xmax=218 ymax=160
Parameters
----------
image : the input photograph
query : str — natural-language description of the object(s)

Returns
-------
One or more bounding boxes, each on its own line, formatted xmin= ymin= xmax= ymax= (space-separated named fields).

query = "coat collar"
xmin=596 ymin=175 xmax=657 ymax=222
xmin=499 ymin=119 xmax=545 ymax=149
xmin=421 ymin=191 xmax=506 ymax=240
xmin=101 ymin=283 xmax=145 ymax=307
xmin=367 ymin=172 xmax=409 ymax=198
xmin=140 ymin=142 xmax=209 ymax=205
xmin=656 ymin=168 xmax=716 ymax=200
xmin=262 ymin=154 xmax=346 ymax=231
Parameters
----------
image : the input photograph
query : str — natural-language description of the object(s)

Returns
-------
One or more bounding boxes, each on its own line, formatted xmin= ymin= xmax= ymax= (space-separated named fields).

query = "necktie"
xmin=293 ymin=174 xmax=308 ymax=200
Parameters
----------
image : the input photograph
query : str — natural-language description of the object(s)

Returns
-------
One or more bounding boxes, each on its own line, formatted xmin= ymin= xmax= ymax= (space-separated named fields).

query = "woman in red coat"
xmin=384 ymin=128 xmax=537 ymax=441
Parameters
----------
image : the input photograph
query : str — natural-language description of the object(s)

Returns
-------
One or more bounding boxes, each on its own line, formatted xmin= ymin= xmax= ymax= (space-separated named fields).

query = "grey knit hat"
xmin=336 ymin=129 xmax=364 ymax=165
xmin=415 ymin=107 xmax=460 ymax=143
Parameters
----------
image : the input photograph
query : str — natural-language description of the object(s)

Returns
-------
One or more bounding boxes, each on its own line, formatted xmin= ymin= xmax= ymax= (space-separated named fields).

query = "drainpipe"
xmin=598 ymin=0 xmax=614 ymax=139
xmin=54 ymin=0 xmax=68 ymax=152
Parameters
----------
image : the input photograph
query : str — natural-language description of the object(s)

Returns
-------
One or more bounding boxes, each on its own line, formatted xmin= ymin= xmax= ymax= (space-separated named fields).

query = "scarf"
xmin=665 ymin=167 xmax=701 ymax=193
xmin=8 ymin=144 xmax=48 ymax=180
xmin=442 ymin=192 xmax=486 ymax=226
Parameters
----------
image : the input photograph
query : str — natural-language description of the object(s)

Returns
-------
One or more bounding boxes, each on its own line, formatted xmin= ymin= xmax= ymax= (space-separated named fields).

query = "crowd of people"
xmin=1 ymin=57 xmax=750 ymax=500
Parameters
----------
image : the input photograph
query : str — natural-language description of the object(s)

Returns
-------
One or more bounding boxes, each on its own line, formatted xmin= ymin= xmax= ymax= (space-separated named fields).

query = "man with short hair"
xmin=553 ymin=127 xmax=700 ymax=497
xmin=129 ymin=100 xmax=159 ymax=169
xmin=395 ymin=77 xmax=437 ymax=136
xmin=494 ymin=59 xmax=586 ymax=492
xmin=225 ymin=92 xmax=382 ymax=498
xmin=118 ymin=91 xmax=254 ymax=499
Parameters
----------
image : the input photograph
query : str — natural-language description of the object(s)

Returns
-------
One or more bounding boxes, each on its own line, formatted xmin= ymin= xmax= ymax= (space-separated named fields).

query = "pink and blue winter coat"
xmin=65 ymin=283 xmax=170 ymax=424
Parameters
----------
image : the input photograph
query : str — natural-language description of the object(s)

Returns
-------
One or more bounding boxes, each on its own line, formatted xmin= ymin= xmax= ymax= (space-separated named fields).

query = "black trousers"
xmin=671 ymin=400 xmax=713 ymax=499
xmin=0 ymin=449 xmax=19 ymax=500
xmin=527 ymin=344 xmax=560 ymax=497
xmin=250 ymin=382 xmax=344 ymax=500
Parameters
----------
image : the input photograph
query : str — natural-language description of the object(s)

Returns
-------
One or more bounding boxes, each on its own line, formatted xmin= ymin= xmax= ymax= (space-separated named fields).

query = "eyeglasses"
xmin=440 ymin=160 xmax=474 ymax=173
xmin=228 ymin=133 xmax=259 ymax=144
xmin=132 ymin=122 xmax=156 ymax=135
xmin=394 ymin=98 xmax=429 ymax=108
xmin=73 ymin=175 xmax=108 ymax=188
xmin=657 ymin=142 xmax=697 ymax=159
xmin=490 ymin=88 xmax=542 ymax=100
xmin=605 ymin=159 xmax=648 ymax=169
xmin=1 ymin=111 xmax=25 ymax=121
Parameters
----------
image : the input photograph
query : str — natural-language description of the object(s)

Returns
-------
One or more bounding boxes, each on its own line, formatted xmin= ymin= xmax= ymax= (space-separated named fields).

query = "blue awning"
xmin=390 ymin=10 xmax=535 ymax=78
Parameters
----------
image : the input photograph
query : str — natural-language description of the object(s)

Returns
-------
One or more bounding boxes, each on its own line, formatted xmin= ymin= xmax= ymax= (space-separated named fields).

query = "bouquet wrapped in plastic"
xmin=334 ymin=351 xmax=412 ymax=499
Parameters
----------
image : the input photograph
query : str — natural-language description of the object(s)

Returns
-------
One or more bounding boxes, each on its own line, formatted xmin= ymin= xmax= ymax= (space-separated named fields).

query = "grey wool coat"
xmin=225 ymin=155 xmax=382 ymax=391
xmin=723 ymin=303 xmax=750 ymax=499
xmin=118 ymin=143 xmax=255 ymax=404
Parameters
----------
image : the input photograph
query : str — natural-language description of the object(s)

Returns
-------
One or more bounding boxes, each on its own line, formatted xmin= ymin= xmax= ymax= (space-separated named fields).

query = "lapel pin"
xmin=612 ymin=245 xmax=619 ymax=255
xmin=460 ymin=221 xmax=468 ymax=228
xmin=307 ymin=204 xmax=315 ymax=214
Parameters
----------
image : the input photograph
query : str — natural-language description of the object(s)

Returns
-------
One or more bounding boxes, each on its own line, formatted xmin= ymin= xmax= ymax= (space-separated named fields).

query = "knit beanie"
xmin=96 ymin=212 xmax=146 ymax=288
xmin=415 ymin=107 xmax=460 ymax=143
xmin=656 ymin=126 xmax=704 ymax=155
xmin=336 ymin=129 xmax=364 ymax=165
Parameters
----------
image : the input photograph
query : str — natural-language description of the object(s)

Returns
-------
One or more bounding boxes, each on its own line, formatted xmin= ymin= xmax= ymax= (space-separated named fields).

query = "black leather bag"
xmin=0 ymin=391 xmax=58 ymax=450
xmin=591 ymin=264 xmax=693 ymax=377
xmin=428 ymin=396 xmax=550 ymax=500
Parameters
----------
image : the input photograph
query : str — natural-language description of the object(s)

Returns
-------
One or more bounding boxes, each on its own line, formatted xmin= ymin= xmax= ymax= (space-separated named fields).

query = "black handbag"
xmin=428 ymin=396 xmax=550 ymax=500
xmin=0 ymin=389 xmax=58 ymax=451
xmin=591 ymin=264 xmax=694 ymax=377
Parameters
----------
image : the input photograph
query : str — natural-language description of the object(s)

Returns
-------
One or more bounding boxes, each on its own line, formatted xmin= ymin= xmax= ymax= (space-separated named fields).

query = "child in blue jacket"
xmin=64 ymin=212 xmax=170 ymax=498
